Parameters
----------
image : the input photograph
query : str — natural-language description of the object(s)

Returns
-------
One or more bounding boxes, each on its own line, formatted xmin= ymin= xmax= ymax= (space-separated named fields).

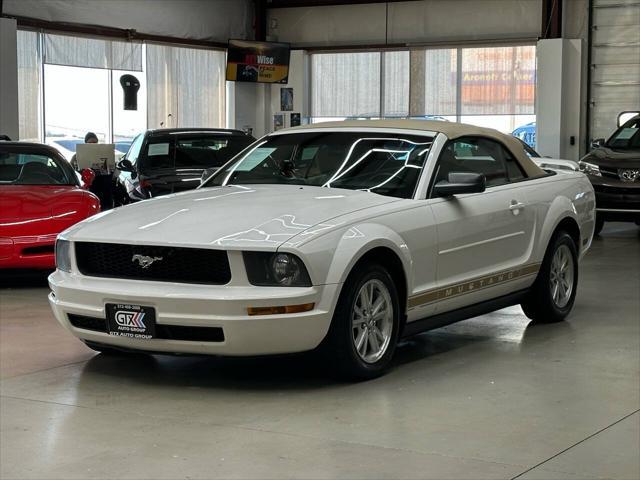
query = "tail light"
xmin=139 ymin=179 xmax=152 ymax=189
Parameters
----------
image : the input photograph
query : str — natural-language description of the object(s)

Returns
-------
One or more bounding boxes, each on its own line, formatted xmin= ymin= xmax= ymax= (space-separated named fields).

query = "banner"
xmin=226 ymin=40 xmax=290 ymax=84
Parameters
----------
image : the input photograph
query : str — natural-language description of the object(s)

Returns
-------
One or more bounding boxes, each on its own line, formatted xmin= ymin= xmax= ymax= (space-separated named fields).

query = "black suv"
xmin=579 ymin=115 xmax=640 ymax=234
xmin=115 ymin=128 xmax=255 ymax=204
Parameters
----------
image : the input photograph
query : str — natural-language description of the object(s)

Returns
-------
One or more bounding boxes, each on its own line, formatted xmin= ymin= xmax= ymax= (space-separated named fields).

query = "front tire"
xmin=323 ymin=263 xmax=400 ymax=380
xmin=521 ymin=231 xmax=578 ymax=323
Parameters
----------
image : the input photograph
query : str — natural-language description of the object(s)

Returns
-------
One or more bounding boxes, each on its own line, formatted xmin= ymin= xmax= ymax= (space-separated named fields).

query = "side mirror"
xmin=591 ymin=138 xmax=605 ymax=149
xmin=117 ymin=159 xmax=134 ymax=172
xmin=80 ymin=168 xmax=96 ymax=189
xmin=433 ymin=172 xmax=486 ymax=197
xmin=200 ymin=167 xmax=217 ymax=185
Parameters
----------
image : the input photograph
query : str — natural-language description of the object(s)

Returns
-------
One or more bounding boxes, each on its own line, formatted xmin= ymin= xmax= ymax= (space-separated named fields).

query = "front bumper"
xmin=0 ymin=234 xmax=56 ymax=269
xmin=48 ymin=270 xmax=339 ymax=356
xmin=590 ymin=178 xmax=640 ymax=221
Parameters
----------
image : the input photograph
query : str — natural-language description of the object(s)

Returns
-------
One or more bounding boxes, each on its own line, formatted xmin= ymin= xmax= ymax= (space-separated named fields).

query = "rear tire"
xmin=323 ymin=263 xmax=400 ymax=380
xmin=521 ymin=231 xmax=578 ymax=323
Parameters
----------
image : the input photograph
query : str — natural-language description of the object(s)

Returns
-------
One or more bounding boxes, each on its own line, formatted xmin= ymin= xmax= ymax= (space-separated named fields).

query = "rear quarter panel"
xmin=524 ymin=172 xmax=595 ymax=261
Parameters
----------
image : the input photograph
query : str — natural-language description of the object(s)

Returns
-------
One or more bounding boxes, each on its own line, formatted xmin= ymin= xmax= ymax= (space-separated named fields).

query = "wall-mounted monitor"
xmin=226 ymin=39 xmax=291 ymax=84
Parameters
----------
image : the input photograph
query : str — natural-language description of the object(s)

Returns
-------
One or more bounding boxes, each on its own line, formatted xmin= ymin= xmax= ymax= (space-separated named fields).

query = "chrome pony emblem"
xmin=619 ymin=169 xmax=640 ymax=183
xmin=131 ymin=254 xmax=163 ymax=269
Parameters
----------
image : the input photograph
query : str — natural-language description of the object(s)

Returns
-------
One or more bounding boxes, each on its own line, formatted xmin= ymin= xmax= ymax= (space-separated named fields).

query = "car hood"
xmin=63 ymin=184 xmax=400 ymax=249
xmin=0 ymin=185 xmax=80 ymax=220
xmin=584 ymin=147 xmax=640 ymax=168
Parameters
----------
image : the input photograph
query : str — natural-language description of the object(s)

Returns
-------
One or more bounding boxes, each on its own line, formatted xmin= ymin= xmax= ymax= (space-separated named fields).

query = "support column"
xmin=0 ymin=17 xmax=19 ymax=140
xmin=536 ymin=38 xmax=583 ymax=160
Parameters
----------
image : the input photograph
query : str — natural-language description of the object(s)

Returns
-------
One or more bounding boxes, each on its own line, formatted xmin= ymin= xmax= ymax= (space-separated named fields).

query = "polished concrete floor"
xmin=1 ymin=223 xmax=638 ymax=479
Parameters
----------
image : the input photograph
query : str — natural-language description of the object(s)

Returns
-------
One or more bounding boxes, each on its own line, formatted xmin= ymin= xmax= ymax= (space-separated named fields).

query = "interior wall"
xmin=231 ymin=82 xmax=268 ymax=139
xmin=268 ymin=0 xmax=542 ymax=47
xmin=267 ymin=51 xmax=308 ymax=131
xmin=229 ymin=50 xmax=309 ymax=139
xmin=2 ymin=0 xmax=252 ymax=42
xmin=0 ymin=18 xmax=19 ymax=140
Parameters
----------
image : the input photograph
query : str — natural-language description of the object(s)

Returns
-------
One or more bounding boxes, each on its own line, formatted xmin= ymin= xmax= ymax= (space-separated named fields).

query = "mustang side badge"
xmin=131 ymin=254 xmax=163 ymax=269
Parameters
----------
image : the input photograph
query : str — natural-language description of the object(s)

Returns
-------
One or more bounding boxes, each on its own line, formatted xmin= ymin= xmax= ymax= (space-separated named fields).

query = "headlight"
xmin=579 ymin=161 xmax=601 ymax=177
xmin=55 ymin=239 xmax=72 ymax=272
xmin=243 ymin=252 xmax=311 ymax=287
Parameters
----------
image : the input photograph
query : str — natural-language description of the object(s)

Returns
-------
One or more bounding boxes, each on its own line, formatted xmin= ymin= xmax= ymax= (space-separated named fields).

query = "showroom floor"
xmin=1 ymin=224 xmax=638 ymax=480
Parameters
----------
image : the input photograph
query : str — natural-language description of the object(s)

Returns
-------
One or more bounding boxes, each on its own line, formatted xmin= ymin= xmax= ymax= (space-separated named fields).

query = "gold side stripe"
xmin=408 ymin=263 xmax=541 ymax=309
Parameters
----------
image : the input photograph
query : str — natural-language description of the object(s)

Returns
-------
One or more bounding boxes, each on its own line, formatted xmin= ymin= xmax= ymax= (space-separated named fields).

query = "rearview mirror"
xmin=433 ymin=172 xmax=486 ymax=197
xmin=80 ymin=168 xmax=96 ymax=189
xmin=117 ymin=159 xmax=134 ymax=172
xmin=591 ymin=138 xmax=605 ymax=149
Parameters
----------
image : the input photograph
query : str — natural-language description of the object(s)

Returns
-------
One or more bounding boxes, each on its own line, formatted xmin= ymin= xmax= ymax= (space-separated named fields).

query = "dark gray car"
xmin=579 ymin=115 xmax=640 ymax=234
xmin=115 ymin=128 xmax=255 ymax=205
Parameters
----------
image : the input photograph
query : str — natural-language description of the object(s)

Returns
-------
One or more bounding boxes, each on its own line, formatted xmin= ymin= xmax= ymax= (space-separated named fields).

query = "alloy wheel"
xmin=351 ymin=279 xmax=394 ymax=363
xmin=549 ymin=244 xmax=574 ymax=308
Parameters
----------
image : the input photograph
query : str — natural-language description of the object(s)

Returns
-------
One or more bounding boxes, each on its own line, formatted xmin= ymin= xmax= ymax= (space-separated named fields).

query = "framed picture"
xmin=290 ymin=113 xmax=301 ymax=127
xmin=280 ymin=88 xmax=293 ymax=111
xmin=273 ymin=113 xmax=284 ymax=131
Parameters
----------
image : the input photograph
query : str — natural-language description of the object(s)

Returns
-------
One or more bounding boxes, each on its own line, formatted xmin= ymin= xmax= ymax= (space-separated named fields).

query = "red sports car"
xmin=0 ymin=142 xmax=100 ymax=269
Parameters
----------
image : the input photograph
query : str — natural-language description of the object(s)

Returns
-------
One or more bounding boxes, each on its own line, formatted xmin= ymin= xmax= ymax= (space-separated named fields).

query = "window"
xmin=433 ymin=137 xmax=526 ymax=191
xmin=138 ymin=134 xmax=253 ymax=172
xmin=17 ymin=31 xmax=227 ymax=146
xmin=384 ymin=51 xmax=410 ymax=118
xmin=0 ymin=153 xmax=73 ymax=185
xmin=311 ymin=45 xmax=536 ymax=133
xmin=112 ymin=69 xmax=147 ymax=154
xmin=606 ymin=119 xmax=640 ymax=149
xmin=44 ymin=65 xmax=110 ymax=159
xmin=206 ymin=132 xmax=433 ymax=199
xmin=125 ymin=134 xmax=144 ymax=165
xmin=146 ymin=44 xmax=226 ymax=129
xmin=459 ymin=45 xmax=536 ymax=133
xmin=311 ymin=52 xmax=381 ymax=121
xmin=175 ymin=136 xmax=253 ymax=168
xmin=414 ymin=48 xmax=458 ymax=119
xmin=17 ymin=30 xmax=41 ymax=142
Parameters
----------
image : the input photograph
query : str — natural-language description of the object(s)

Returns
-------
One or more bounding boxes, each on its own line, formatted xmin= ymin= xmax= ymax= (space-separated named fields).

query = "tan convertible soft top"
xmin=286 ymin=119 xmax=544 ymax=178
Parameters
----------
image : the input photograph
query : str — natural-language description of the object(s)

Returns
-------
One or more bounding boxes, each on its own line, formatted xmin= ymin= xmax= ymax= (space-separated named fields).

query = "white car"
xmin=49 ymin=120 xmax=596 ymax=378
xmin=516 ymin=138 xmax=580 ymax=172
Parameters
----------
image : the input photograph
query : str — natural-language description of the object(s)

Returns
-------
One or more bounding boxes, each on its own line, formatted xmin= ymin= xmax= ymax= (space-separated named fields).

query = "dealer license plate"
xmin=106 ymin=303 xmax=156 ymax=339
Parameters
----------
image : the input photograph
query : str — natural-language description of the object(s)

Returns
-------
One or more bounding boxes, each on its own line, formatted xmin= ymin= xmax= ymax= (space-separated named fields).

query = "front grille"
xmin=68 ymin=314 xmax=225 ymax=342
xmin=75 ymin=242 xmax=231 ymax=284
xmin=600 ymin=167 xmax=620 ymax=180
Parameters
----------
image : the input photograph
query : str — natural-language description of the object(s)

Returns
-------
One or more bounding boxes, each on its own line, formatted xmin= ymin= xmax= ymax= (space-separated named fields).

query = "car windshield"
xmin=606 ymin=118 xmax=640 ymax=149
xmin=0 ymin=152 xmax=75 ymax=185
xmin=203 ymin=131 xmax=434 ymax=199
xmin=139 ymin=134 xmax=254 ymax=171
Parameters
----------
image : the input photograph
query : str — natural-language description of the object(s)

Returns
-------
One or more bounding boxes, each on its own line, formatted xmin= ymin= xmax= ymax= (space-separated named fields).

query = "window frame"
xmin=427 ymin=135 xmax=529 ymax=198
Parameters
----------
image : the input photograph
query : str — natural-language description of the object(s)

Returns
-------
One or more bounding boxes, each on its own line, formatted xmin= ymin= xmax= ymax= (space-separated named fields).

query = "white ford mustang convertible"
xmin=49 ymin=120 xmax=596 ymax=378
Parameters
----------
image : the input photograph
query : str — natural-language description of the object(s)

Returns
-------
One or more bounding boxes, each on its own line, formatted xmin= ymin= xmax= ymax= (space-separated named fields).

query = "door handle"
xmin=509 ymin=201 xmax=526 ymax=213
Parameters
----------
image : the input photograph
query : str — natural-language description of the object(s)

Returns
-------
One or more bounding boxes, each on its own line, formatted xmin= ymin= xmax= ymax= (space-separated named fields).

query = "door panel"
xmin=429 ymin=136 xmax=537 ymax=312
